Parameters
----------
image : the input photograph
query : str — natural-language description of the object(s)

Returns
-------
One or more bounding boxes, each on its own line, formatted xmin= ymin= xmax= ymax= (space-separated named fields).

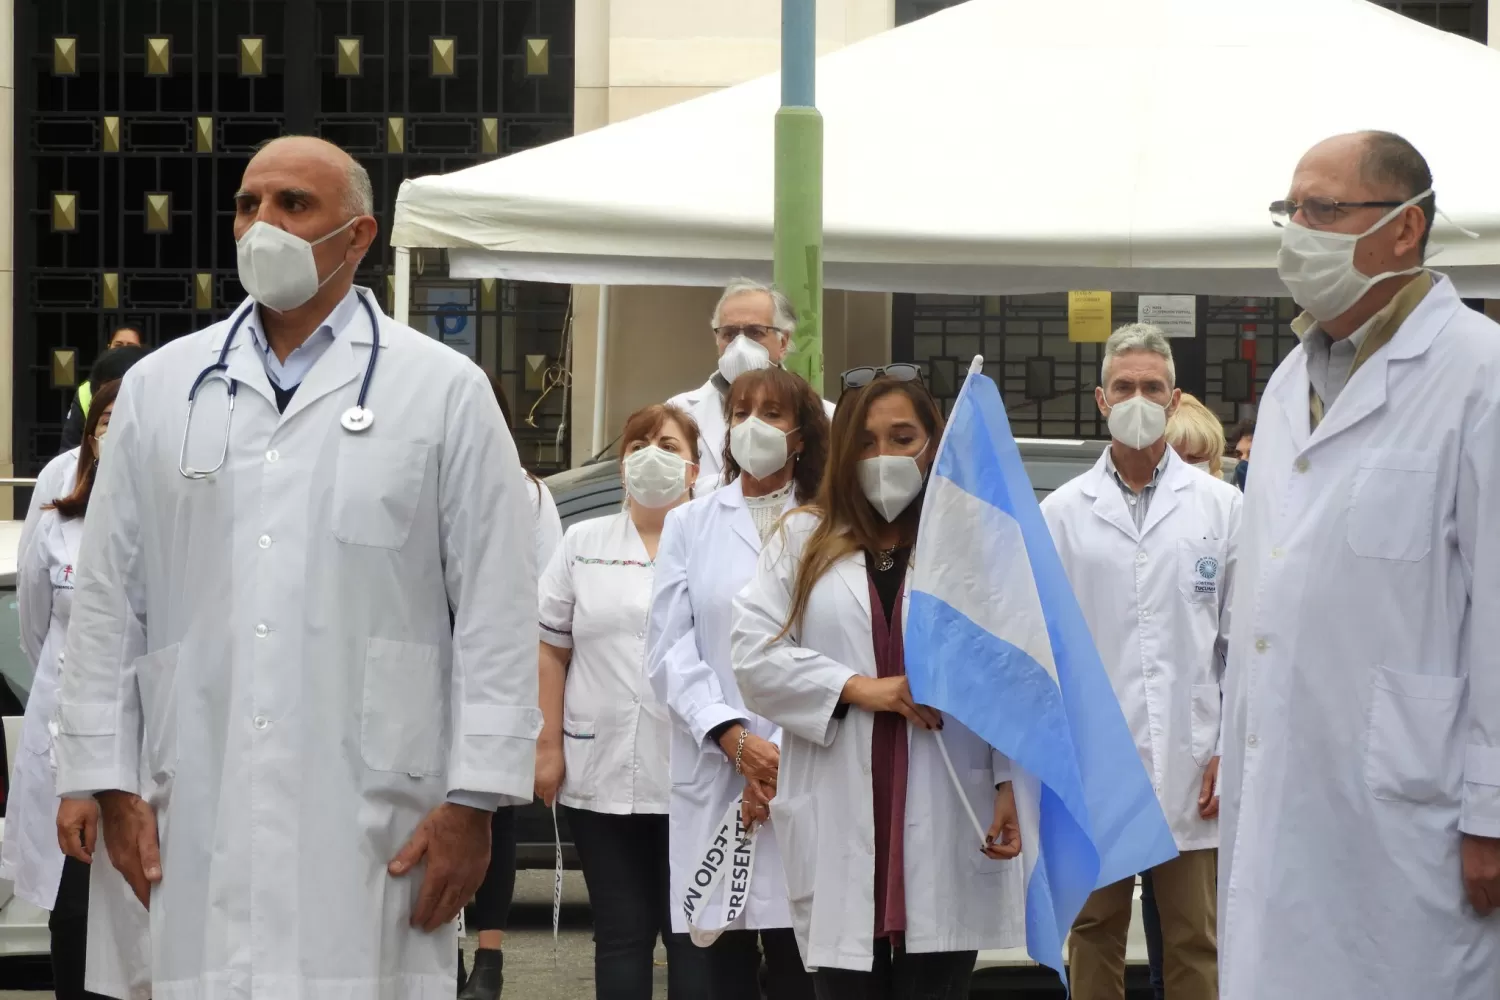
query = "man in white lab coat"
xmin=1219 ymin=131 xmax=1500 ymax=1000
xmin=1042 ymin=324 xmax=1238 ymax=1000
xmin=52 ymin=136 xmax=542 ymax=1000
xmin=667 ymin=279 xmax=835 ymax=495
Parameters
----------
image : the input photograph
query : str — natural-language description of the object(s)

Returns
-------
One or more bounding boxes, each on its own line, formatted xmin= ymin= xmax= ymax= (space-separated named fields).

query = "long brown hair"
xmin=780 ymin=379 xmax=944 ymax=637
xmin=619 ymin=403 xmax=701 ymax=466
xmin=720 ymin=367 xmax=830 ymax=504
xmin=49 ymin=378 xmax=122 ymax=520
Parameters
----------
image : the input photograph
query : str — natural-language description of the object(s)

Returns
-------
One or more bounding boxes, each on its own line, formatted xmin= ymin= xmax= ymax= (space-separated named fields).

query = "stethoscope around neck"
xmin=179 ymin=290 xmax=381 ymax=479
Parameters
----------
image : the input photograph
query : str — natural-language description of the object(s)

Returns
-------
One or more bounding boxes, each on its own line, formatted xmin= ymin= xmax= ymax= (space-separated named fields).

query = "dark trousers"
xmin=811 ymin=940 xmax=975 ymax=1000
xmin=48 ymin=855 xmax=115 ymax=1000
xmin=565 ymin=807 xmax=710 ymax=1000
xmin=469 ymin=806 xmax=518 ymax=932
xmin=1141 ymin=871 xmax=1166 ymax=1000
xmin=706 ymin=927 xmax=814 ymax=1000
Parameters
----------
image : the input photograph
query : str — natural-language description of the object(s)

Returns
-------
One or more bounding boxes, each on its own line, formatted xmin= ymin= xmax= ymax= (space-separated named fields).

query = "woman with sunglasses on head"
xmin=646 ymin=367 xmax=831 ymax=999
xmin=535 ymin=403 xmax=711 ymax=1000
xmin=731 ymin=366 xmax=1025 ymax=999
xmin=6 ymin=379 xmax=149 ymax=1000
xmin=457 ymin=372 xmax=564 ymax=1000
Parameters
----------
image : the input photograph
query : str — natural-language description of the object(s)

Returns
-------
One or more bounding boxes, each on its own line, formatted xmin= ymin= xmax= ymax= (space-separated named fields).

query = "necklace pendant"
xmin=875 ymin=549 xmax=895 ymax=572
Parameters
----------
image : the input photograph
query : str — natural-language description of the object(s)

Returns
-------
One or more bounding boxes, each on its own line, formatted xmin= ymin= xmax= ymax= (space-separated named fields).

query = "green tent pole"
xmin=776 ymin=0 xmax=824 ymax=395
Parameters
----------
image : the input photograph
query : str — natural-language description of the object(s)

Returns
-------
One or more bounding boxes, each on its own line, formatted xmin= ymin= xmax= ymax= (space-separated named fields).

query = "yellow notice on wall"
xmin=1067 ymin=291 xmax=1113 ymax=343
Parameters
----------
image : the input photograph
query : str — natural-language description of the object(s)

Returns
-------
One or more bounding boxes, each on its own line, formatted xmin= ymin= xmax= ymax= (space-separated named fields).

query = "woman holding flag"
xmin=647 ymin=367 xmax=830 ymax=999
xmin=730 ymin=367 xmax=1025 ymax=998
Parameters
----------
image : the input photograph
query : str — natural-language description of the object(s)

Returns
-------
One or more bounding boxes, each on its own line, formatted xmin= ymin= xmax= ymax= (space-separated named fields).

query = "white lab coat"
xmin=667 ymin=377 xmax=836 ymax=496
xmin=731 ymin=511 xmax=1025 ymax=971
xmin=2 ymin=456 xmax=82 ymax=908
xmin=1040 ymin=447 xmax=1239 ymax=851
xmin=1219 ymin=276 xmax=1500 ymax=1000
xmin=646 ymin=479 xmax=796 ymax=935
xmin=52 ymin=290 xmax=543 ymax=1000
xmin=529 ymin=478 xmax=562 ymax=574
xmin=538 ymin=510 xmax=670 ymax=814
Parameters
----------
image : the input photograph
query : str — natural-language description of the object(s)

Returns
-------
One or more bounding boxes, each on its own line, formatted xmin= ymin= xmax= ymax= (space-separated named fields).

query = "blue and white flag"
xmin=906 ymin=358 xmax=1177 ymax=989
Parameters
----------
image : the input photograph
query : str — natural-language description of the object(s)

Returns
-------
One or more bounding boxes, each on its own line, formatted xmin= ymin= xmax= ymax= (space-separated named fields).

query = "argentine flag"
xmin=906 ymin=358 xmax=1177 ymax=989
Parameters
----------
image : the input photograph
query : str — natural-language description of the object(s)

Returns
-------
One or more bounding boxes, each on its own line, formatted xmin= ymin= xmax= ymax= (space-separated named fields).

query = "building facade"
xmin=3 ymin=1 xmax=1497 ymax=487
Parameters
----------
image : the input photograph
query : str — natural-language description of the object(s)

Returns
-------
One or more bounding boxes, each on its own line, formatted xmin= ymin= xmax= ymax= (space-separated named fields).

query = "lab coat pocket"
xmin=1347 ymin=450 xmax=1437 ymax=562
xmin=561 ymin=717 xmax=599 ymax=801
xmin=1178 ymin=539 xmax=1224 ymax=604
xmin=965 ymin=769 xmax=1012 ymax=875
xmin=1189 ymin=684 xmax=1221 ymax=767
xmin=1364 ymin=666 xmax=1465 ymax=805
xmin=332 ymin=438 xmax=430 ymax=550
xmin=769 ymin=793 xmax=816 ymax=903
xmin=132 ymin=644 xmax=180 ymax=782
xmin=360 ymin=638 xmax=445 ymax=776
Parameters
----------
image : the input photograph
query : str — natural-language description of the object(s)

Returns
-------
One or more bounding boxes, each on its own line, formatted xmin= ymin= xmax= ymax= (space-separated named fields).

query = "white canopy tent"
xmin=390 ymin=0 xmax=1500 ymax=299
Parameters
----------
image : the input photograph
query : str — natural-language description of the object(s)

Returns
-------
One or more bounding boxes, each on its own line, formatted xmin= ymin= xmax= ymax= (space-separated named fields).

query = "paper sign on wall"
xmin=1067 ymin=291 xmax=1113 ymax=343
xmin=1137 ymin=295 xmax=1197 ymax=338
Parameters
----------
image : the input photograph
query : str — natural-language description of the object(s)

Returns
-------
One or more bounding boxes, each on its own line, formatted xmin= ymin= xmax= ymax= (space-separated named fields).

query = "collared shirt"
xmin=1105 ymin=446 xmax=1170 ymax=530
xmin=247 ymin=288 xmax=364 ymax=390
xmin=538 ymin=510 xmax=670 ymax=815
xmin=1293 ymin=271 xmax=1435 ymax=424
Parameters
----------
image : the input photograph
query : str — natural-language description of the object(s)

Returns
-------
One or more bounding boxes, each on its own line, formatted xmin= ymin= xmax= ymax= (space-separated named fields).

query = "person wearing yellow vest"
xmin=59 ymin=330 xmax=145 ymax=453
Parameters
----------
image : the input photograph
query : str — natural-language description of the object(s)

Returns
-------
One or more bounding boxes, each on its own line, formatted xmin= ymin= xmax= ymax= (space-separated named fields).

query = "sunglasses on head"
xmin=839 ymin=364 xmax=925 ymax=395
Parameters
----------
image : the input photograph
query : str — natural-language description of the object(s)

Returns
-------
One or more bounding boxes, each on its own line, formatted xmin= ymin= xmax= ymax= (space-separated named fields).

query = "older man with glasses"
xmin=1218 ymin=130 xmax=1500 ymax=1000
xmin=667 ymin=279 xmax=834 ymax=495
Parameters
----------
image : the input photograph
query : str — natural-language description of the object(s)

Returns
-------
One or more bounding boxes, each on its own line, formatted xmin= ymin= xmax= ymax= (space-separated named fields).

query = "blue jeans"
xmin=1140 ymin=871 xmax=1165 ymax=1000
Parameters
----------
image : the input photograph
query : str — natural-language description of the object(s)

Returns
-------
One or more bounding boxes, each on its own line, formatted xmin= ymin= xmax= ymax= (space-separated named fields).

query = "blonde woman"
xmin=1165 ymin=393 xmax=1227 ymax=479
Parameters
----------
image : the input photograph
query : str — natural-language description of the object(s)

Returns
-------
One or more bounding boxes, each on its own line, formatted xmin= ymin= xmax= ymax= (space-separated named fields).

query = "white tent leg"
xmin=394 ymin=247 xmax=412 ymax=326
xmin=591 ymin=285 xmax=611 ymax=456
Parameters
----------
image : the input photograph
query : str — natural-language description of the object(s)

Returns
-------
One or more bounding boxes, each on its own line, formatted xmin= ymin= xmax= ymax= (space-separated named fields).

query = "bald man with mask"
xmin=1218 ymin=131 xmax=1500 ymax=1000
xmin=52 ymin=136 xmax=541 ymax=999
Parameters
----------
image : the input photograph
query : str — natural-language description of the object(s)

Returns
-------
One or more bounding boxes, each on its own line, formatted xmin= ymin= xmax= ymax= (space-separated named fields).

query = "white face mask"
xmin=1106 ymin=394 xmax=1168 ymax=451
xmin=94 ymin=431 xmax=109 ymax=463
xmin=718 ymin=335 xmax=774 ymax=385
xmin=237 ymin=218 xmax=357 ymax=313
xmin=730 ymin=416 xmax=794 ymax=481
xmin=1191 ymin=461 xmax=1212 ymax=474
xmin=858 ymin=454 xmax=926 ymax=522
xmin=1276 ymin=191 xmax=1430 ymax=323
xmin=623 ymin=445 xmax=690 ymax=509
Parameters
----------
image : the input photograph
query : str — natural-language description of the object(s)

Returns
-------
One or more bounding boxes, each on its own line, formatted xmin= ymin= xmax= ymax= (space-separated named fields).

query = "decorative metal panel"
xmin=17 ymin=0 xmax=576 ymax=474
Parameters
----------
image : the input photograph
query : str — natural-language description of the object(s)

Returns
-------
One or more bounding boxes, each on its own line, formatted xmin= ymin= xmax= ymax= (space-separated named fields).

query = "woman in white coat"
xmin=2 ymin=378 xmax=148 ymax=1000
xmin=647 ymin=367 xmax=831 ymax=998
xmin=731 ymin=370 xmax=1025 ymax=998
xmin=534 ymin=403 xmax=709 ymax=1000
xmin=459 ymin=372 xmax=564 ymax=1000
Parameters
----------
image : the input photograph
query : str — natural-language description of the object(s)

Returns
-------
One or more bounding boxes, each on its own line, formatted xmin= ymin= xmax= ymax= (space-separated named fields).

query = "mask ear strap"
xmin=1435 ymin=207 xmax=1479 ymax=241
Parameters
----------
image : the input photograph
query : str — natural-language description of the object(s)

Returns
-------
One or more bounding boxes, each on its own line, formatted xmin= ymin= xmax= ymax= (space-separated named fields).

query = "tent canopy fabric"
xmin=390 ymin=0 xmax=1500 ymax=297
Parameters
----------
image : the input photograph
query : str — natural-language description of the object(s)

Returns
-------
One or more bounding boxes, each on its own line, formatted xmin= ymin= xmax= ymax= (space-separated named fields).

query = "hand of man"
xmin=94 ymin=791 xmax=162 ymax=909
xmin=1461 ymin=834 xmax=1500 ymax=916
xmin=534 ymin=740 xmax=565 ymax=808
xmin=984 ymin=781 xmax=1022 ymax=860
xmin=842 ymin=676 xmax=943 ymax=731
xmin=1198 ymin=756 xmax=1221 ymax=820
xmin=57 ymin=797 xmax=100 ymax=863
xmin=388 ymin=803 xmax=492 ymax=932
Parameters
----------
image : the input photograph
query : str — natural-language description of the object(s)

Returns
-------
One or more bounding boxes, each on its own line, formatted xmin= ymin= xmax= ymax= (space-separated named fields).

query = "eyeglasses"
xmin=714 ymin=324 xmax=783 ymax=342
xmin=1268 ymin=197 xmax=1409 ymax=228
xmin=839 ymin=364 xmax=925 ymax=394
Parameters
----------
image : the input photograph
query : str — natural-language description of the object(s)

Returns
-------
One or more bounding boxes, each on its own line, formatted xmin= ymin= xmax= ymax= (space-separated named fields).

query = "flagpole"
xmin=776 ymin=0 xmax=824 ymax=395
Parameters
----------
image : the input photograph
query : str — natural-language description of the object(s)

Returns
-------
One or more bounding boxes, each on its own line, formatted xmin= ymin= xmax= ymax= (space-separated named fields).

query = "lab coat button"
xmin=1247 ymin=734 xmax=1259 ymax=748
xmin=266 ymin=449 xmax=279 ymax=463
xmin=1255 ymin=638 xmax=1268 ymax=653
xmin=1295 ymin=457 xmax=1310 ymax=473
xmin=258 ymin=535 xmax=272 ymax=549
xmin=255 ymin=624 xmax=269 ymax=638
xmin=253 ymin=716 xmax=269 ymax=731
xmin=1271 ymin=547 xmax=1284 ymax=559
xmin=1136 ymin=552 xmax=1148 ymax=564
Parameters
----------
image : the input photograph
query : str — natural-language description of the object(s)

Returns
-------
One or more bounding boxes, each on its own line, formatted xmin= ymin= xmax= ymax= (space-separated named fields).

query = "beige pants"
xmin=1068 ymin=848 xmax=1217 ymax=1000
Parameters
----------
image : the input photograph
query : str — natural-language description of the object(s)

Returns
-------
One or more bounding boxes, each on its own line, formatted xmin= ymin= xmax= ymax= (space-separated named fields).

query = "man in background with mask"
xmin=1217 ymin=131 xmax=1500 ymax=1000
xmin=53 ymin=135 xmax=542 ymax=998
xmin=1041 ymin=323 xmax=1239 ymax=1000
xmin=666 ymin=278 xmax=834 ymax=495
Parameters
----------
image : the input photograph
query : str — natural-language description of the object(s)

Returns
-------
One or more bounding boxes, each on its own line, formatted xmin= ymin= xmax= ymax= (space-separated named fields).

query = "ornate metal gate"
xmin=15 ymin=0 xmax=574 ymax=474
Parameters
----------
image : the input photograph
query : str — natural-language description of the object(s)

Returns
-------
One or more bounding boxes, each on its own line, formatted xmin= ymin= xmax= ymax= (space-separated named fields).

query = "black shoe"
xmin=457 ymin=946 xmax=468 ymax=996
xmin=458 ymin=947 xmax=503 ymax=1000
